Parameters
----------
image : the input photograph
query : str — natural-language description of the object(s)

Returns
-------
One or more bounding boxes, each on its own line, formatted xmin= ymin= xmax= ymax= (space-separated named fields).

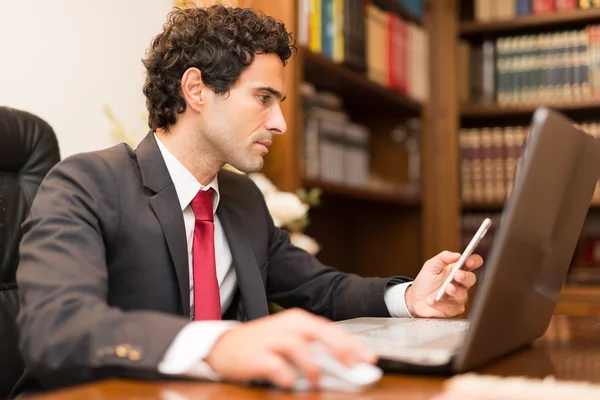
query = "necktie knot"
xmin=190 ymin=189 xmax=214 ymax=222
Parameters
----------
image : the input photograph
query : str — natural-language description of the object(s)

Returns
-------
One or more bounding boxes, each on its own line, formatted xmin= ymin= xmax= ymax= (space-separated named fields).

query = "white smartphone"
xmin=435 ymin=217 xmax=492 ymax=302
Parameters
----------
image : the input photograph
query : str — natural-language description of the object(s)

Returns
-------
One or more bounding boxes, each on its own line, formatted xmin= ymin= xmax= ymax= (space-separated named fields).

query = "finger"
xmin=304 ymin=324 xmax=376 ymax=367
xmin=274 ymin=339 xmax=321 ymax=388
xmin=425 ymin=297 xmax=466 ymax=318
xmin=257 ymin=353 xmax=298 ymax=389
xmin=424 ymin=251 xmax=461 ymax=273
xmin=443 ymin=283 xmax=468 ymax=302
xmin=453 ymin=270 xmax=477 ymax=288
xmin=463 ymin=254 xmax=484 ymax=271
xmin=439 ymin=250 xmax=462 ymax=265
xmin=448 ymin=286 xmax=469 ymax=304
xmin=428 ymin=283 xmax=467 ymax=305
xmin=426 ymin=297 xmax=466 ymax=317
xmin=283 ymin=309 xmax=375 ymax=366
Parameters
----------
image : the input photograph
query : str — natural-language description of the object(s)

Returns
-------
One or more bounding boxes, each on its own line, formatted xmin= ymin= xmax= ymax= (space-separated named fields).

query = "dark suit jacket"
xmin=13 ymin=133 xmax=410 ymax=393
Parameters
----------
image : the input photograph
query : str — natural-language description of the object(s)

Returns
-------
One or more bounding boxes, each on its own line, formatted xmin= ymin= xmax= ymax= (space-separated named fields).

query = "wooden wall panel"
xmin=422 ymin=0 xmax=461 ymax=259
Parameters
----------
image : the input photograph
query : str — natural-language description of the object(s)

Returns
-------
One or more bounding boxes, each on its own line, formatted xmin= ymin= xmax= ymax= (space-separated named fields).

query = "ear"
xmin=181 ymin=67 xmax=206 ymax=113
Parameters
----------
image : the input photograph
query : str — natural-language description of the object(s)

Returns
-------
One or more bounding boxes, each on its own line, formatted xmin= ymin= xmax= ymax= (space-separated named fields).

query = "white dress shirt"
xmin=154 ymin=134 xmax=413 ymax=379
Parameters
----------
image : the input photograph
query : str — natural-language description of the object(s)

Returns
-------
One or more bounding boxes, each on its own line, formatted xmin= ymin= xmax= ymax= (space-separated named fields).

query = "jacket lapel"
xmin=136 ymin=133 xmax=190 ymax=317
xmin=217 ymin=202 xmax=269 ymax=320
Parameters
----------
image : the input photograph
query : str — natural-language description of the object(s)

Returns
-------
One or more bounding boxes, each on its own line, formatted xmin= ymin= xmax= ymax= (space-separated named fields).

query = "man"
xmin=14 ymin=5 xmax=482 ymax=395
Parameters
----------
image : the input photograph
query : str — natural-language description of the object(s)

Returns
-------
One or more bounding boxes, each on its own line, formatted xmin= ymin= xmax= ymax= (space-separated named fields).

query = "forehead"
xmin=238 ymin=53 xmax=285 ymax=92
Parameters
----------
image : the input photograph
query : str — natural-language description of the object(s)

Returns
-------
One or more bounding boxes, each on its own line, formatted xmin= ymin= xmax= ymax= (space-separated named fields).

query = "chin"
xmin=230 ymin=157 xmax=264 ymax=173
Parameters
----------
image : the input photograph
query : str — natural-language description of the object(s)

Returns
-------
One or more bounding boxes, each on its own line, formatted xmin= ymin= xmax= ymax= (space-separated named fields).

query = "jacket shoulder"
xmin=49 ymin=143 xmax=137 ymax=179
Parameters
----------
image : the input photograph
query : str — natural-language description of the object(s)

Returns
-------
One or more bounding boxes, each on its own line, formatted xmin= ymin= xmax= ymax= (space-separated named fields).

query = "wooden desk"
xmin=28 ymin=315 xmax=600 ymax=400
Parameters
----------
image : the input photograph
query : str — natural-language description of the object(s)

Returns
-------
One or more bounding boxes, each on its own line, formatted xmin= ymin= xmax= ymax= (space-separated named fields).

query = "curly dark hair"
xmin=142 ymin=5 xmax=296 ymax=130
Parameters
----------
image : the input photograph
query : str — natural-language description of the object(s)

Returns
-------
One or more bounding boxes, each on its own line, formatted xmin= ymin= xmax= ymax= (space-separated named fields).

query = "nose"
xmin=265 ymin=103 xmax=287 ymax=136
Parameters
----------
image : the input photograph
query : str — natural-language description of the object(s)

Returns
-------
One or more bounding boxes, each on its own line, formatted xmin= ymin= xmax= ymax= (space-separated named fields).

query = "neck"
xmin=155 ymin=126 xmax=222 ymax=186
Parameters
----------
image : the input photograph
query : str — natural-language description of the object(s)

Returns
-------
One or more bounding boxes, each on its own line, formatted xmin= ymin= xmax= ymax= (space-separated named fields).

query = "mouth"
xmin=255 ymin=139 xmax=272 ymax=153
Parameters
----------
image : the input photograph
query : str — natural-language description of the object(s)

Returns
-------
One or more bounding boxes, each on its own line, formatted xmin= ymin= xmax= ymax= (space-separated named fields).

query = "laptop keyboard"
xmin=356 ymin=319 xmax=470 ymax=351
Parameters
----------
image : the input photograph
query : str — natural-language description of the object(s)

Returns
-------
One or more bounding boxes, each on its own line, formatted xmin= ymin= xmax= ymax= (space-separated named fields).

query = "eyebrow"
xmin=257 ymin=86 xmax=286 ymax=102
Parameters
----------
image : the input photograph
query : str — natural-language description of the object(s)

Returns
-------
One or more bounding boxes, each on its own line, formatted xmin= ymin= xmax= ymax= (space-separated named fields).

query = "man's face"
xmin=198 ymin=53 xmax=287 ymax=173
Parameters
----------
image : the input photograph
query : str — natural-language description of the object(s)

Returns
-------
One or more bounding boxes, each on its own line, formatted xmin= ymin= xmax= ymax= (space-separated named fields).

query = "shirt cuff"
xmin=384 ymin=282 xmax=414 ymax=318
xmin=158 ymin=320 xmax=240 ymax=380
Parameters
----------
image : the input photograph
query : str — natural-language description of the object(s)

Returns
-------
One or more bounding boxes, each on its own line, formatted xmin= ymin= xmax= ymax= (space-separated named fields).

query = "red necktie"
xmin=190 ymin=188 xmax=221 ymax=320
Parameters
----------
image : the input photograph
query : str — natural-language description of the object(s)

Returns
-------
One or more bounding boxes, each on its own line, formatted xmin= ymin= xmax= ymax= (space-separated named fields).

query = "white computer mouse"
xmin=293 ymin=344 xmax=383 ymax=392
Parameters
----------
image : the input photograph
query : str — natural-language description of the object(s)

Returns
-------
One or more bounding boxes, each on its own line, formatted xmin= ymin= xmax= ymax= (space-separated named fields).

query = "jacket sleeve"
xmin=16 ymin=153 xmax=188 ymax=390
xmin=253 ymin=184 xmax=413 ymax=321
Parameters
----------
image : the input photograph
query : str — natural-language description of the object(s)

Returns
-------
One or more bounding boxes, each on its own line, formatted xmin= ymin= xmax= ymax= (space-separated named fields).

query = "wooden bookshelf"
xmin=463 ymin=200 xmax=600 ymax=212
xmin=302 ymin=178 xmax=421 ymax=205
xmin=252 ymin=0 xmax=429 ymax=277
xmin=462 ymin=201 xmax=505 ymax=211
xmin=302 ymin=48 xmax=421 ymax=115
xmin=372 ymin=0 xmax=422 ymax=25
xmin=461 ymin=100 xmax=600 ymax=119
xmin=461 ymin=8 xmax=600 ymax=38
xmin=456 ymin=1 xmax=600 ymax=294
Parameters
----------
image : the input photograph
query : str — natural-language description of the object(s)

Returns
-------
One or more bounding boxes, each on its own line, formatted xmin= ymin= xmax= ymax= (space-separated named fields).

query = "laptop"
xmin=336 ymin=107 xmax=600 ymax=374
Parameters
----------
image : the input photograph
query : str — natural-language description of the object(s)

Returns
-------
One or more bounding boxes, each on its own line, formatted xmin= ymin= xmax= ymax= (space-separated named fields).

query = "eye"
xmin=258 ymin=94 xmax=271 ymax=105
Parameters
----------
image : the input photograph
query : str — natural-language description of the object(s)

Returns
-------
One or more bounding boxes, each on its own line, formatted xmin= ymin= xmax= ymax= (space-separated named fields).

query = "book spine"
xmin=475 ymin=0 xmax=494 ymax=21
xmin=388 ymin=14 xmax=398 ymax=90
xmin=533 ymin=0 xmax=555 ymax=13
xmin=333 ymin=0 xmax=344 ymax=63
xmin=460 ymin=129 xmax=473 ymax=204
xmin=309 ymin=0 xmax=322 ymax=53
xmin=496 ymin=37 xmax=508 ymax=104
xmin=513 ymin=36 xmax=525 ymax=104
xmin=471 ymin=129 xmax=484 ymax=203
xmin=482 ymin=40 xmax=496 ymax=103
xmin=321 ymin=0 xmax=334 ymax=58
xmin=517 ymin=0 xmax=533 ymax=15
xmin=480 ymin=127 xmax=495 ymax=203
xmin=580 ymin=29 xmax=591 ymax=99
xmin=503 ymin=126 xmax=516 ymax=198
xmin=556 ymin=0 xmax=578 ymax=9
xmin=491 ymin=127 xmax=506 ymax=202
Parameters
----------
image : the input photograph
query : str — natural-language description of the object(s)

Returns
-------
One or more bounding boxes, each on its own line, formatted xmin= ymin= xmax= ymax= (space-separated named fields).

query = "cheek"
xmin=214 ymin=98 xmax=267 ymax=143
xmin=238 ymin=111 xmax=266 ymax=138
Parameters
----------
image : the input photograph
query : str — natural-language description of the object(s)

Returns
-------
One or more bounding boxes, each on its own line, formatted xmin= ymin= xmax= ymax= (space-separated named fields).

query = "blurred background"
xmin=2 ymin=0 xmax=600 ymax=316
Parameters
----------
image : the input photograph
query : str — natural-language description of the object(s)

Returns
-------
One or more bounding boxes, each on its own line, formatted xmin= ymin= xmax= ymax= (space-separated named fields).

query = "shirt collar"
xmin=154 ymin=133 xmax=220 ymax=213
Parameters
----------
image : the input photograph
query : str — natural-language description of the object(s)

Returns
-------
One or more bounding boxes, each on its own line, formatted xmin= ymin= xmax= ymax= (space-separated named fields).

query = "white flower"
xmin=290 ymin=232 xmax=321 ymax=255
xmin=248 ymin=172 xmax=279 ymax=197
xmin=265 ymin=191 xmax=309 ymax=227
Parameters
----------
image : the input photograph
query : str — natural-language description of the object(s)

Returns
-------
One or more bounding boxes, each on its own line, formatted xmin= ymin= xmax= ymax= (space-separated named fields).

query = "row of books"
xmin=302 ymin=84 xmax=371 ymax=188
xmin=473 ymin=0 xmax=600 ymax=22
xmin=301 ymin=83 xmax=422 ymax=192
xmin=297 ymin=0 xmax=428 ymax=102
xmin=457 ymin=25 xmax=600 ymax=106
xmin=459 ymin=126 xmax=528 ymax=204
xmin=460 ymin=123 xmax=600 ymax=205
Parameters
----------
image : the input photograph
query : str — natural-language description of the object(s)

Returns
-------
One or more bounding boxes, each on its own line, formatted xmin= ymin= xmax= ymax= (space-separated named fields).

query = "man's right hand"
xmin=204 ymin=308 xmax=376 ymax=389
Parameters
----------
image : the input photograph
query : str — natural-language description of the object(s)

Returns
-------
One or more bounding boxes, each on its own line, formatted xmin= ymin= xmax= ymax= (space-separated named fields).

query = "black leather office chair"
xmin=0 ymin=107 xmax=60 ymax=398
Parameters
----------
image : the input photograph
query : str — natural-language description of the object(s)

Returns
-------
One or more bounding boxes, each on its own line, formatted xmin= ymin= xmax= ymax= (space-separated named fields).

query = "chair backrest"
xmin=0 ymin=107 xmax=60 ymax=398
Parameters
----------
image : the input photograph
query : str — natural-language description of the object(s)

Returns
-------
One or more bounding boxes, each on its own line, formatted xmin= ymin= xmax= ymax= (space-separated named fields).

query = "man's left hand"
xmin=405 ymin=251 xmax=483 ymax=318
